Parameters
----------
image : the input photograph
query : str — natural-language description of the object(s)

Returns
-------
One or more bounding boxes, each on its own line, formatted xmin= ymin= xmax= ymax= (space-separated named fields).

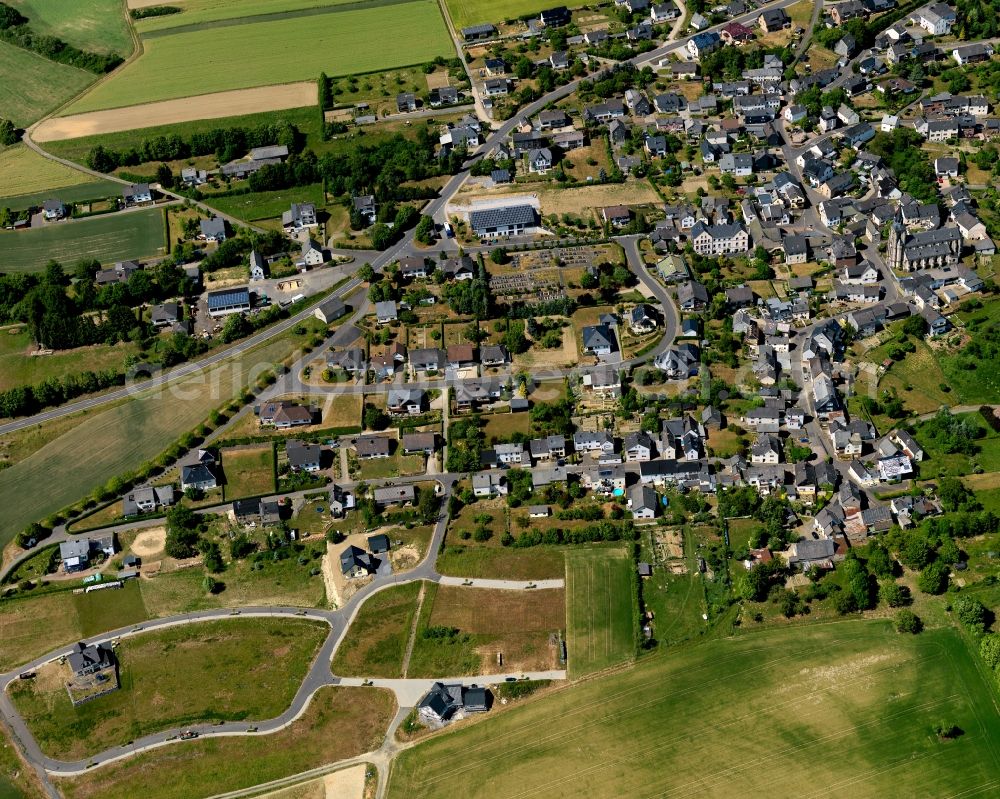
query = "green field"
xmin=134 ymin=0 xmax=370 ymax=33
xmin=331 ymin=581 xmax=423 ymax=677
xmin=57 ymin=686 xmax=394 ymax=799
xmin=0 ymin=721 xmax=45 ymax=799
xmin=0 ymin=145 xmax=97 ymax=201
xmin=564 ymin=547 xmax=636 ymax=677
xmin=208 ymin=183 xmax=325 ymax=223
xmin=0 ymin=326 xmax=135 ymax=393
xmin=0 ymin=209 xmax=166 ymax=272
xmin=9 ymin=617 xmax=327 ymax=760
xmin=0 ymin=180 xmax=124 ymax=212
xmin=387 ymin=622 xmax=1000 ymax=799
xmin=73 ymin=579 xmax=149 ymax=637
xmin=0 ymin=332 xmax=302 ymax=547
xmin=66 ymin=0 xmax=452 ymax=113
xmin=222 ymin=445 xmax=277 ymax=500
xmin=444 ymin=0 xmax=582 ymax=28
xmin=7 ymin=0 xmax=133 ymax=56
xmin=0 ymin=41 xmax=95 ymax=127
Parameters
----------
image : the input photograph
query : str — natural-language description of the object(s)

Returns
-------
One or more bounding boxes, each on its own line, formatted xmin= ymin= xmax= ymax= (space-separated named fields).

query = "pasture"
xmin=66 ymin=1 xmax=453 ymax=113
xmin=0 ymin=332 xmax=303 ymax=547
xmin=7 ymin=0 xmax=133 ymax=56
xmin=331 ymin=581 xmax=424 ymax=678
xmin=445 ymin=0 xmax=583 ymax=28
xmin=0 ymin=145 xmax=95 ymax=201
xmin=9 ymin=617 xmax=327 ymax=760
xmin=56 ymin=686 xmax=395 ymax=799
xmin=0 ymin=209 xmax=166 ymax=273
xmin=564 ymin=547 xmax=636 ymax=677
xmin=386 ymin=623 xmax=1000 ymax=799
xmin=0 ymin=41 xmax=94 ymax=127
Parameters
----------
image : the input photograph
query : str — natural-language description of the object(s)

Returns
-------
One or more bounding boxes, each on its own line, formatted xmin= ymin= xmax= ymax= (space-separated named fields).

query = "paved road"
xmin=0 ymin=270 xmax=369 ymax=437
xmin=1 ymin=476 xmax=567 ymax=777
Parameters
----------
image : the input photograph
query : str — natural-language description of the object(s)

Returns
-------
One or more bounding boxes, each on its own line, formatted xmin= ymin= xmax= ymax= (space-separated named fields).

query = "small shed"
xmin=367 ymin=533 xmax=390 ymax=554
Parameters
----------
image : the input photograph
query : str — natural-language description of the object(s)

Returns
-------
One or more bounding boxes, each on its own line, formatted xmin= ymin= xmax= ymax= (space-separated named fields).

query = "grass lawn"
xmin=138 ymin=542 xmax=327 ymax=614
xmin=0 ymin=326 xmax=136 ymax=393
xmin=436 ymin=543 xmax=567 ymax=580
xmin=913 ymin=411 xmax=1000 ymax=478
xmin=872 ymin=339 xmax=950 ymax=413
xmin=7 ymin=0 xmax=133 ymax=56
xmin=444 ymin=0 xmax=584 ymax=28
xmin=9 ymin=617 xmax=328 ymax=760
xmin=208 ymin=183 xmax=325 ymax=224
xmin=0 ymin=208 xmax=166 ymax=273
xmin=56 ymin=686 xmax=395 ymax=799
xmin=331 ymin=581 xmax=423 ymax=678
xmin=564 ymin=546 xmax=636 ymax=678
xmin=67 ymin=1 xmax=453 ymax=113
xmin=0 ymin=42 xmax=94 ymax=127
xmin=222 ymin=445 xmax=276 ymax=500
xmin=0 ymin=720 xmax=46 ymax=799
xmin=0 ymin=592 xmax=81 ymax=673
xmin=73 ymin=579 xmax=149 ymax=637
xmin=0 ymin=145 xmax=95 ymax=201
xmin=1 ymin=180 xmax=123 ymax=213
xmin=0 ymin=331 xmax=302 ymax=549
xmin=481 ymin=412 xmax=530 ymax=444
xmin=387 ymin=622 xmax=1000 ymax=799
xmin=407 ymin=582 xmax=564 ymax=677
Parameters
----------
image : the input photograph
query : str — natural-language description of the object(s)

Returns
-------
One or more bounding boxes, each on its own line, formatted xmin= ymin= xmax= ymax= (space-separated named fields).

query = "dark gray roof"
xmin=469 ymin=204 xmax=537 ymax=230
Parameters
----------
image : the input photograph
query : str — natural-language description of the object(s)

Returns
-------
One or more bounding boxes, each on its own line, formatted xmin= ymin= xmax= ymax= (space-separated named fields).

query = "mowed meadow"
xmin=387 ymin=622 xmax=1000 ymax=799
xmin=0 ymin=208 xmax=166 ymax=273
xmin=65 ymin=0 xmax=453 ymax=113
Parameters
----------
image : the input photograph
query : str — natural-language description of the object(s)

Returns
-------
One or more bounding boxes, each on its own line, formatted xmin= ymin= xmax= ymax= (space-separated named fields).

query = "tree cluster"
xmin=87 ymin=120 xmax=302 ymax=172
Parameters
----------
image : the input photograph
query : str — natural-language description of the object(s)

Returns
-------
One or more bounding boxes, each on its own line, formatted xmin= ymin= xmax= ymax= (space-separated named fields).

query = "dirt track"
xmin=33 ymin=83 xmax=317 ymax=141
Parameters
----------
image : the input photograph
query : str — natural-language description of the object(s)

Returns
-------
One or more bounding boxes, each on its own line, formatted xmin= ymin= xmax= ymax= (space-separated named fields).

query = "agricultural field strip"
xmin=65 ymin=0 xmax=453 ymax=113
xmin=416 ymin=682 xmax=964 ymax=799
xmin=406 ymin=637 xmax=935 ymax=789
xmin=140 ymin=0 xmax=423 ymax=37
xmin=620 ymin=695 xmax=961 ymax=799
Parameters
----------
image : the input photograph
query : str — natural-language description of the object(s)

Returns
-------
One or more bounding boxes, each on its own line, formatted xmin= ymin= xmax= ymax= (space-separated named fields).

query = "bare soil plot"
xmin=407 ymin=582 xmax=563 ymax=677
xmin=35 ymin=83 xmax=317 ymax=141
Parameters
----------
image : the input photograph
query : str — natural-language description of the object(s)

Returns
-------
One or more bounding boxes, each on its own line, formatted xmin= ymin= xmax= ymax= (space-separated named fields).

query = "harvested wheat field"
xmin=34 ymin=83 xmax=316 ymax=141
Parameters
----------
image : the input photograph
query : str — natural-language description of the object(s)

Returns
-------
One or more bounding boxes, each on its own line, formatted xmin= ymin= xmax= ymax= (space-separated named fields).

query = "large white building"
xmin=690 ymin=222 xmax=750 ymax=256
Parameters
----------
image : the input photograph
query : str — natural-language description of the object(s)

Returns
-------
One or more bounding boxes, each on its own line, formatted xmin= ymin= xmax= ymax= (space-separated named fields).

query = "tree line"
xmin=0 ymin=2 xmax=122 ymax=73
xmin=86 ymin=120 xmax=303 ymax=172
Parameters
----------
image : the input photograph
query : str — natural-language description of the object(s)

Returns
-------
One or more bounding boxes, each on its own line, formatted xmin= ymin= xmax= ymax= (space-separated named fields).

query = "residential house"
xmin=354 ymin=435 xmax=391 ymax=459
xmin=286 ymin=439 xmax=322 ymax=472
xmin=628 ymin=484 xmax=658 ymax=519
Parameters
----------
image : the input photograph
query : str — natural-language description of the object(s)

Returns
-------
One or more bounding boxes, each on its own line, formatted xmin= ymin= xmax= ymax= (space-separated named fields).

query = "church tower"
xmin=886 ymin=208 xmax=906 ymax=272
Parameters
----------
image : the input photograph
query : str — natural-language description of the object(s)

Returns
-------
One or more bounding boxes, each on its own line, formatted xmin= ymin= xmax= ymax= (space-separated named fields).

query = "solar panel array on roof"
xmin=469 ymin=204 xmax=537 ymax=230
xmin=207 ymin=287 xmax=250 ymax=309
